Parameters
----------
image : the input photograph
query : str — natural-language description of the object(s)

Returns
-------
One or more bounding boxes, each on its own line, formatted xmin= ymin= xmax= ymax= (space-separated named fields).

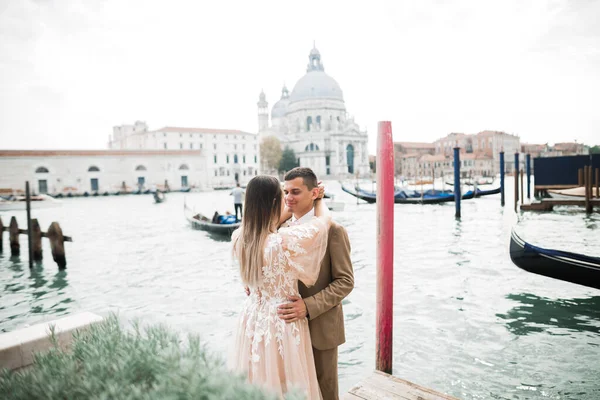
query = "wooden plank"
xmin=534 ymin=185 xmax=579 ymax=190
xmin=347 ymin=371 xmax=458 ymax=400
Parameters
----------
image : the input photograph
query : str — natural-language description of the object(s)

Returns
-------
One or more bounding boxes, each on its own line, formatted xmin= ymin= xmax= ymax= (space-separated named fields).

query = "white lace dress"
xmin=229 ymin=215 xmax=330 ymax=399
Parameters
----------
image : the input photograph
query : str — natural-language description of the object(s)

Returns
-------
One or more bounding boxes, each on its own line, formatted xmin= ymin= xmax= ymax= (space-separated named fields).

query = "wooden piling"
xmin=9 ymin=217 xmax=20 ymax=256
xmin=376 ymin=121 xmax=394 ymax=374
xmin=587 ymin=166 xmax=593 ymax=213
xmin=584 ymin=166 xmax=590 ymax=214
xmin=0 ymin=216 xmax=3 ymax=253
xmin=26 ymin=181 xmax=34 ymax=268
xmin=31 ymin=218 xmax=43 ymax=261
xmin=47 ymin=222 xmax=66 ymax=269
xmin=578 ymin=168 xmax=583 ymax=187
xmin=514 ymin=153 xmax=519 ymax=212
xmin=592 ymin=168 xmax=600 ymax=199
xmin=453 ymin=148 xmax=461 ymax=218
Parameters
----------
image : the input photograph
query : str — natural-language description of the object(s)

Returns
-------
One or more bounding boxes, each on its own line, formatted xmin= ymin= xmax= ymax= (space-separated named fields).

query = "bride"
xmin=230 ymin=175 xmax=330 ymax=399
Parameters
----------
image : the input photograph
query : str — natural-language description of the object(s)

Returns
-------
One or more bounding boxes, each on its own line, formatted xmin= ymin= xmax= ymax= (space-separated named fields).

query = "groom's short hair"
xmin=284 ymin=167 xmax=318 ymax=189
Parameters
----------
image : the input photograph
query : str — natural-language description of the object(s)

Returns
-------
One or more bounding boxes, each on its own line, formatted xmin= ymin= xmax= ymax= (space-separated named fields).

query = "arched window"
xmin=316 ymin=115 xmax=321 ymax=128
xmin=88 ymin=166 xmax=100 ymax=172
xmin=135 ymin=165 xmax=147 ymax=171
xmin=306 ymin=116 xmax=312 ymax=132
xmin=234 ymin=154 xmax=239 ymax=164
xmin=35 ymin=167 xmax=49 ymax=173
xmin=179 ymin=164 xmax=189 ymax=170
xmin=304 ymin=143 xmax=320 ymax=152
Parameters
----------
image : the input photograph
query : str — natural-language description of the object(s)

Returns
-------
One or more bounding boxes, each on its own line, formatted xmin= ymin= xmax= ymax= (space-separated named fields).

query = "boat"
xmin=0 ymin=194 xmax=62 ymax=211
xmin=474 ymin=187 xmax=501 ymax=197
xmin=184 ymin=202 xmax=240 ymax=236
xmin=548 ymin=186 xmax=586 ymax=198
xmin=153 ymin=191 xmax=167 ymax=203
xmin=341 ymin=184 xmax=476 ymax=204
xmin=509 ymin=229 xmax=600 ymax=290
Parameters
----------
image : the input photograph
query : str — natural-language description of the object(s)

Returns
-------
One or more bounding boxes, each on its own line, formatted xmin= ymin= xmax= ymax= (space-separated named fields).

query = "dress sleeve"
xmin=278 ymin=216 xmax=331 ymax=287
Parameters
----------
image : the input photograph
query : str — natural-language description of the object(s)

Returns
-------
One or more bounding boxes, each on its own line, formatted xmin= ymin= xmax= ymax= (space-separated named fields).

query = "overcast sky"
xmin=1 ymin=0 xmax=598 ymax=153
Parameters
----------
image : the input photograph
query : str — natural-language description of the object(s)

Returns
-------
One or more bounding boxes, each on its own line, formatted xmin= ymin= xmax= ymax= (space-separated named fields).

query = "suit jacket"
xmin=297 ymin=220 xmax=354 ymax=350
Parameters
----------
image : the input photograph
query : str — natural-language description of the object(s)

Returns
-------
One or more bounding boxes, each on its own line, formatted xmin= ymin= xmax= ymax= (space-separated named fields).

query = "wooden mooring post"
xmin=578 ymin=168 xmax=583 ymax=187
xmin=499 ymin=151 xmax=505 ymax=206
xmin=585 ymin=166 xmax=593 ymax=214
xmin=520 ymin=169 xmax=524 ymax=205
xmin=0 ymin=216 xmax=72 ymax=269
xmin=596 ymin=168 xmax=599 ymax=199
xmin=514 ymin=153 xmax=519 ymax=212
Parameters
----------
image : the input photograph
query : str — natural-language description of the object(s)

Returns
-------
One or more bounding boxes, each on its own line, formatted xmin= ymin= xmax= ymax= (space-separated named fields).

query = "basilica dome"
xmin=289 ymin=46 xmax=344 ymax=103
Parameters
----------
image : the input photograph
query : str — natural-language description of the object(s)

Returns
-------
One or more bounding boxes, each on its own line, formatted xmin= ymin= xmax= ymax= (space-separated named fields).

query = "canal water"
xmin=1 ymin=178 xmax=599 ymax=399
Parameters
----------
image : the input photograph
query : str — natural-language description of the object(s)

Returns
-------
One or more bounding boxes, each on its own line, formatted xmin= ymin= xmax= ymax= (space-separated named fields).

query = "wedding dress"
xmin=229 ymin=215 xmax=330 ymax=399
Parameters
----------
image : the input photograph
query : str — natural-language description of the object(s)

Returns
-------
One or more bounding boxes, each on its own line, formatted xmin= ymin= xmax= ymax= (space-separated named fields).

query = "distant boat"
xmin=509 ymin=229 xmax=600 ymax=290
xmin=153 ymin=191 xmax=167 ymax=204
xmin=184 ymin=202 xmax=239 ymax=236
xmin=0 ymin=194 xmax=62 ymax=211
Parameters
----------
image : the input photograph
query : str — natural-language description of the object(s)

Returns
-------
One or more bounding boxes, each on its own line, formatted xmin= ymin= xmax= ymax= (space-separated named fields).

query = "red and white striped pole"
xmin=376 ymin=121 xmax=394 ymax=374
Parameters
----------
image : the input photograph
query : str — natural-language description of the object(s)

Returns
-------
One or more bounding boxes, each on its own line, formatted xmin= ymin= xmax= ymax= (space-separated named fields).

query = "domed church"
xmin=258 ymin=45 xmax=369 ymax=177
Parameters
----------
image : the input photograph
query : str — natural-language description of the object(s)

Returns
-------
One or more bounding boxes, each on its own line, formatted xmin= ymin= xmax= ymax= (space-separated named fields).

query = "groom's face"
xmin=284 ymin=177 xmax=318 ymax=217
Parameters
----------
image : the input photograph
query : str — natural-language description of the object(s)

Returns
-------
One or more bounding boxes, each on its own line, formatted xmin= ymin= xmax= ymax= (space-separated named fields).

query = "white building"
xmin=109 ymin=124 xmax=260 ymax=187
xmin=258 ymin=46 xmax=370 ymax=177
xmin=0 ymin=150 xmax=207 ymax=195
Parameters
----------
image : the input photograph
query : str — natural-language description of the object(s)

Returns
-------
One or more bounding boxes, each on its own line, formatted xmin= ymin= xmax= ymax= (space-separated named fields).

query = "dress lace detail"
xmin=229 ymin=215 xmax=330 ymax=399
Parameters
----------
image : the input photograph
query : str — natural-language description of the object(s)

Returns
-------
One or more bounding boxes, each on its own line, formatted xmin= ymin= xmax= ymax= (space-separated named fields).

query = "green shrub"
xmin=0 ymin=315 xmax=303 ymax=399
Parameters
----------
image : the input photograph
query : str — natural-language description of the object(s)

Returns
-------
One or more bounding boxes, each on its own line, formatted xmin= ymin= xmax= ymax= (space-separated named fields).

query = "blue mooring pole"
xmin=526 ymin=153 xmax=531 ymax=199
xmin=454 ymin=147 xmax=461 ymax=218
xmin=514 ymin=152 xmax=520 ymax=212
xmin=500 ymin=151 xmax=505 ymax=206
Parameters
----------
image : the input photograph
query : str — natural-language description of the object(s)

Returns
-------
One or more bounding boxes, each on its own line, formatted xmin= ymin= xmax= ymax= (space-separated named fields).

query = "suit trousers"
xmin=313 ymin=346 xmax=339 ymax=400
xmin=234 ymin=203 xmax=242 ymax=220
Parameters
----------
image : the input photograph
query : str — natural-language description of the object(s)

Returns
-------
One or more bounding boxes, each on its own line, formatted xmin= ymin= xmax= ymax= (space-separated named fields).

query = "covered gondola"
xmin=341 ymin=184 xmax=476 ymax=204
xmin=509 ymin=229 xmax=600 ymax=290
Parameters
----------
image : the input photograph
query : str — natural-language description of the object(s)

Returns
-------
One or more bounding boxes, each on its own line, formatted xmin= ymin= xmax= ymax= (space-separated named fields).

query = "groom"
xmin=277 ymin=167 xmax=354 ymax=400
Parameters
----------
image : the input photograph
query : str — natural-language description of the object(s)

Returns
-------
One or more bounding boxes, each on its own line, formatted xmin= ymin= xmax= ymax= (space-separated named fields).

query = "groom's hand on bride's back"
xmin=277 ymin=296 xmax=308 ymax=323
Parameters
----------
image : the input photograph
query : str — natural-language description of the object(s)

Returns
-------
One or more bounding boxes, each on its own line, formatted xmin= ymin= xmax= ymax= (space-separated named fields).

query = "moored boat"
xmin=509 ymin=229 xmax=600 ymax=290
xmin=0 ymin=194 xmax=62 ymax=211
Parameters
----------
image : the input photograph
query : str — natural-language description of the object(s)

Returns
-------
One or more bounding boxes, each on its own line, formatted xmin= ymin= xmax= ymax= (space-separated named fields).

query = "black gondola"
xmin=341 ymin=184 xmax=476 ymax=204
xmin=509 ymin=229 xmax=600 ymax=290
xmin=184 ymin=202 xmax=239 ymax=236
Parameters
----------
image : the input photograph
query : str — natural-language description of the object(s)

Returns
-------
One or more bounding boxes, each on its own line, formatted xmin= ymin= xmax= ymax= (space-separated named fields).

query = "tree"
xmin=590 ymin=145 xmax=600 ymax=154
xmin=259 ymin=136 xmax=282 ymax=172
xmin=279 ymin=147 xmax=298 ymax=172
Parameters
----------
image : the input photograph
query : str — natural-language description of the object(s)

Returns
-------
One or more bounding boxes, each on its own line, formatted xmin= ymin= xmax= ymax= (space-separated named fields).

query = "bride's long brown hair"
xmin=233 ymin=175 xmax=283 ymax=287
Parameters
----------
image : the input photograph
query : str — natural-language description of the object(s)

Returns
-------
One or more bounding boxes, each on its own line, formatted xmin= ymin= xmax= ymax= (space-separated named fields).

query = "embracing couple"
xmin=229 ymin=167 xmax=354 ymax=399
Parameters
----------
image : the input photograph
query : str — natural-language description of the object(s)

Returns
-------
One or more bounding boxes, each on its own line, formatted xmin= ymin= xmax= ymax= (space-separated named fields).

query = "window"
xmin=214 ymin=155 xmax=217 ymax=164
xmin=254 ymin=155 xmax=257 ymax=163
xmin=180 ymin=143 xmax=183 ymax=149
xmin=234 ymin=135 xmax=237 ymax=139
xmin=88 ymin=166 xmax=100 ymax=172
xmin=214 ymin=170 xmax=218 ymax=176
xmin=164 ymin=133 xmax=167 ymax=137
xmin=234 ymin=154 xmax=239 ymax=164
xmin=181 ymin=176 xmax=188 ymax=187
xmin=179 ymin=164 xmax=189 ymax=170
xmin=234 ymin=144 xmax=237 ymax=150
xmin=316 ymin=115 xmax=321 ymax=128
xmin=189 ymin=133 xmax=192 ymax=138
xmin=35 ymin=166 xmax=49 ymax=173
xmin=164 ymin=143 xmax=167 ymax=149
xmin=243 ymin=155 xmax=246 ymax=163
xmin=306 ymin=116 xmax=312 ymax=131
xmin=38 ymin=180 xmax=48 ymax=194
xmin=214 ymin=144 xmax=217 ymax=150
xmin=91 ymin=178 xmax=99 ymax=191
xmin=135 ymin=165 xmax=147 ymax=171
xmin=179 ymin=133 xmax=182 ymax=137
xmin=190 ymin=143 xmax=193 ymax=149
xmin=226 ymin=155 xmax=230 ymax=164
xmin=227 ymin=170 xmax=230 ymax=176
xmin=304 ymin=143 xmax=320 ymax=151
xmin=243 ymin=170 xmax=246 ymax=176
xmin=213 ymin=135 xmax=216 ymax=139
xmin=199 ymin=143 xmax=203 ymax=149
xmin=226 ymin=135 xmax=229 ymax=139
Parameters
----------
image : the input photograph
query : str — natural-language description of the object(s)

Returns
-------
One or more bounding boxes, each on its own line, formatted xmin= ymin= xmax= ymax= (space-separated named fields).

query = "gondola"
xmin=183 ymin=202 xmax=240 ymax=236
xmin=341 ymin=184 xmax=475 ymax=204
xmin=475 ymin=187 xmax=501 ymax=197
xmin=509 ymin=229 xmax=600 ymax=290
xmin=153 ymin=191 xmax=167 ymax=203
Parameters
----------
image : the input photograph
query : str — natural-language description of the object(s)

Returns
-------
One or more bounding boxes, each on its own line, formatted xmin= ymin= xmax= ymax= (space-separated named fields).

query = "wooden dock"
xmin=345 ymin=371 xmax=458 ymax=400
xmin=521 ymin=199 xmax=600 ymax=212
